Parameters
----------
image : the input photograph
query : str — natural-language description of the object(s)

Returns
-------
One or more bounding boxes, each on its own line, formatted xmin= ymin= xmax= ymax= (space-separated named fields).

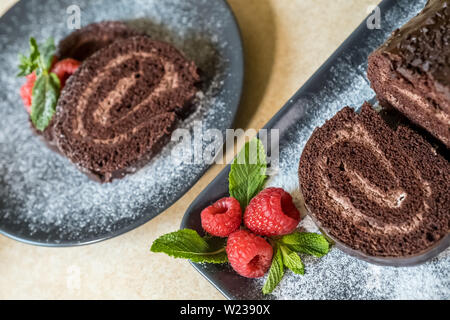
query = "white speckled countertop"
xmin=0 ymin=0 xmax=381 ymax=299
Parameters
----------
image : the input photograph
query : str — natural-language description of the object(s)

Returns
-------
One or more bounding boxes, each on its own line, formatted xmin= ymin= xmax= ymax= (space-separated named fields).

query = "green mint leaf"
xmin=17 ymin=37 xmax=40 ymax=77
xmin=17 ymin=54 xmax=37 ymax=77
xmin=18 ymin=37 xmax=59 ymax=131
xmin=280 ymin=245 xmax=304 ymax=275
xmin=262 ymin=245 xmax=284 ymax=295
xmin=150 ymin=229 xmax=228 ymax=264
xmin=39 ymin=37 xmax=56 ymax=72
xmin=280 ymin=232 xmax=330 ymax=257
xmin=17 ymin=37 xmax=56 ymax=77
xmin=229 ymin=138 xmax=267 ymax=209
xmin=30 ymin=73 xmax=60 ymax=131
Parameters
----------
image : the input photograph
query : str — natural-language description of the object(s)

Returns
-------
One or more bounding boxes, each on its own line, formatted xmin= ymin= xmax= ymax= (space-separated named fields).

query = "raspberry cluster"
xmin=200 ymin=188 xmax=301 ymax=278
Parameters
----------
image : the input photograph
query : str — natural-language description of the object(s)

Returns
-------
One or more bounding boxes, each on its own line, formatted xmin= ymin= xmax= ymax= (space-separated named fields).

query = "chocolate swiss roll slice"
xmin=299 ymin=103 xmax=449 ymax=263
xmin=368 ymin=0 xmax=450 ymax=148
xmin=33 ymin=21 xmax=143 ymax=146
xmin=53 ymin=36 xmax=200 ymax=182
xmin=57 ymin=21 xmax=143 ymax=61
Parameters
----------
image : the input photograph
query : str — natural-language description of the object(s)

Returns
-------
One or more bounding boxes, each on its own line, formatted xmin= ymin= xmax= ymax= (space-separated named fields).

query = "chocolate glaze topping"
xmin=381 ymin=0 xmax=450 ymax=97
xmin=299 ymin=103 xmax=449 ymax=257
xmin=368 ymin=0 xmax=450 ymax=147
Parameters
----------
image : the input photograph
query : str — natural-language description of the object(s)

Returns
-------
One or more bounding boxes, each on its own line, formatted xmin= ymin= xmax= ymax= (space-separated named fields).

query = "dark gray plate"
xmin=0 ymin=0 xmax=243 ymax=246
xmin=181 ymin=0 xmax=450 ymax=300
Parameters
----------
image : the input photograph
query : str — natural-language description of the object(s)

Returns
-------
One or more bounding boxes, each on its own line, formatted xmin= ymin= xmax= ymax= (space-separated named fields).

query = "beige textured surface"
xmin=0 ymin=0 xmax=378 ymax=299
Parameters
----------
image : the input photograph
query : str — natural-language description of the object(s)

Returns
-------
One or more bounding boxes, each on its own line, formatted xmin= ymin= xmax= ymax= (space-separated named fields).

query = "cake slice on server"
xmin=368 ymin=0 xmax=450 ymax=147
xmin=298 ymin=103 xmax=449 ymax=262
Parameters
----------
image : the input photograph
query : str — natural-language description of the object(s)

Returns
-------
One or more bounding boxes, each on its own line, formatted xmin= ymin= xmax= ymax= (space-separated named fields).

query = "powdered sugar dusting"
xmin=0 ymin=0 xmax=241 ymax=244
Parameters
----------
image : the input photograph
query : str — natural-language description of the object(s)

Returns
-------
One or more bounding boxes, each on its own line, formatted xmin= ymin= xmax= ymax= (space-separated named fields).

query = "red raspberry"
xmin=51 ymin=58 xmax=81 ymax=87
xmin=19 ymin=73 xmax=37 ymax=112
xmin=201 ymin=197 xmax=242 ymax=237
xmin=19 ymin=58 xmax=81 ymax=113
xmin=244 ymin=188 xmax=301 ymax=237
xmin=226 ymin=230 xmax=273 ymax=278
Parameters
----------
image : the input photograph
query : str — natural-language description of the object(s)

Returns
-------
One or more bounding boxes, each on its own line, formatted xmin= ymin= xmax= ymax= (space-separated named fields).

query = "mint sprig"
xmin=149 ymin=138 xmax=331 ymax=296
xmin=18 ymin=37 xmax=56 ymax=77
xmin=229 ymin=138 xmax=267 ymax=209
xmin=262 ymin=232 xmax=330 ymax=295
xmin=17 ymin=38 xmax=40 ymax=77
xmin=18 ymin=37 xmax=60 ymax=131
xmin=150 ymin=229 xmax=228 ymax=264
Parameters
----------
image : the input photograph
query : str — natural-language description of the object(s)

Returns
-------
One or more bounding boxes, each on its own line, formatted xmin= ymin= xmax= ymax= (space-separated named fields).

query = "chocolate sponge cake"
xmin=368 ymin=0 xmax=450 ymax=147
xmin=34 ymin=21 xmax=143 ymax=146
xmin=299 ymin=103 xmax=449 ymax=260
xmin=57 ymin=21 xmax=142 ymax=61
xmin=53 ymin=36 xmax=199 ymax=182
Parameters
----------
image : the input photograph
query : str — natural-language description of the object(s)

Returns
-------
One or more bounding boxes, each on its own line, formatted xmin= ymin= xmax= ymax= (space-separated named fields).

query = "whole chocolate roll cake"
xmin=299 ymin=103 xmax=449 ymax=259
xmin=368 ymin=0 xmax=450 ymax=148
xmin=53 ymin=36 xmax=199 ymax=182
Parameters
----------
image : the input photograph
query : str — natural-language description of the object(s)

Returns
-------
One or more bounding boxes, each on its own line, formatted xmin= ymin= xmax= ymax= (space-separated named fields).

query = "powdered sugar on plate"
xmin=0 ymin=0 xmax=242 ymax=244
